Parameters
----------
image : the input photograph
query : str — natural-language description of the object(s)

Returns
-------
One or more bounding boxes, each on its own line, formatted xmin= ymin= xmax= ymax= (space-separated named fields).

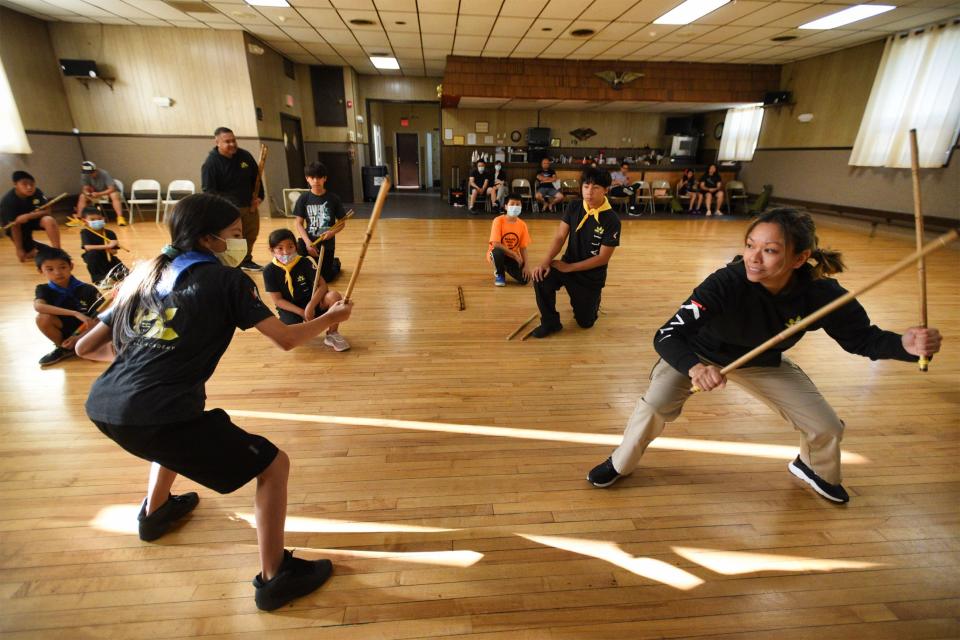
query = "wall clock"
xmin=510 ymin=130 xmax=522 ymax=142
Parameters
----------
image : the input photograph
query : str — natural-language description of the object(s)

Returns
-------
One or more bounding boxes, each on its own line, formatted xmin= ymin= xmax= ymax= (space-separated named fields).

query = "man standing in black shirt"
xmin=201 ymin=127 xmax=264 ymax=271
xmin=529 ymin=167 xmax=620 ymax=338
xmin=0 ymin=171 xmax=61 ymax=262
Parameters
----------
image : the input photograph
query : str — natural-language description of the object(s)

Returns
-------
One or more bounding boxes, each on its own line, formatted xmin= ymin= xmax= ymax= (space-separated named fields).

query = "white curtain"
xmin=718 ymin=105 xmax=764 ymax=162
xmin=0 ymin=60 xmax=31 ymax=154
xmin=850 ymin=20 xmax=960 ymax=168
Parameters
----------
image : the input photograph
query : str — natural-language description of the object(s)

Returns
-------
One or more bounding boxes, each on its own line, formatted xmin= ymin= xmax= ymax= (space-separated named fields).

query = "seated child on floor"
xmin=262 ymin=229 xmax=350 ymax=352
xmin=79 ymin=206 xmax=128 ymax=285
xmin=33 ymin=248 xmax=102 ymax=367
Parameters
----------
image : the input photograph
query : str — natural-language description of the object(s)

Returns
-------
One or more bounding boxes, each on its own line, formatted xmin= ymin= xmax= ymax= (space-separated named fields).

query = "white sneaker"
xmin=323 ymin=331 xmax=350 ymax=352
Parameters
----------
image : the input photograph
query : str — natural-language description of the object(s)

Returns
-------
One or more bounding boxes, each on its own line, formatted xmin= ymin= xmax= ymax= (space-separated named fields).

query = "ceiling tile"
xmin=695 ymin=1 xmax=771 ymax=25
xmin=290 ymin=0 xmax=334 ymax=6
xmin=731 ymin=2 xmax=813 ymax=26
xmin=460 ymin=0 xmax=504 ymax=16
xmin=768 ymin=4 xmax=862 ymax=29
xmin=258 ymin=7 xmax=310 ymax=27
xmin=456 ymin=15 xmax=496 ymax=35
xmin=300 ymin=8 xmax=346 ymax=28
xmin=316 ymin=28 xmax=358 ymax=43
xmin=691 ymin=25 xmax=752 ymax=43
xmin=373 ymin=0 xmax=416 ymax=10
xmin=492 ymin=16 xmax=535 ymax=36
xmin=499 ymin=0 xmax=548 ymax=17
xmin=129 ymin=0 xmax=192 ymax=21
xmin=542 ymin=0 xmax=592 ymax=19
xmin=331 ymin=0 xmax=374 ymax=8
xmin=420 ymin=12 xmax=457 ymax=34
xmin=452 ymin=34 xmax=487 ymax=53
xmin=592 ymin=21 xmax=645 ymax=41
xmin=353 ymin=29 xmax=391 ymax=45
xmin=338 ymin=9 xmax=380 ymax=28
xmin=210 ymin=4 xmax=269 ymax=24
xmin=282 ymin=26 xmax=325 ymax=42
xmin=417 ymin=0 xmax=459 ymax=13
xmin=524 ymin=17 xmax=574 ymax=37
xmin=485 ymin=35 xmax=521 ymax=50
xmin=421 ymin=33 xmax=454 ymax=48
xmin=387 ymin=31 xmax=421 ymax=46
xmin=657 ymin=24 xmax=717 ymax=41
xmin=378 ymin=11 xmax=419 ymax=31
xmin=620 ymin=0 xmax=687 ymax=22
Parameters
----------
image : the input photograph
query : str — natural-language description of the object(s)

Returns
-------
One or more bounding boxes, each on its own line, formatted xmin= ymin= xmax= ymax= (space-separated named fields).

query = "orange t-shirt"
xmin=487 ymin=215 xmax=531 ymax=261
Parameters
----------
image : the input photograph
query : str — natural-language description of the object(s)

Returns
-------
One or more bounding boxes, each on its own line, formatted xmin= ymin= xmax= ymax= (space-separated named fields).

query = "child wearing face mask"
xmin=262 ymin=229 xmax=349 ymax=350
xmin=487 ymin=193 xmax=531 ymax=287
xmin=79 ymin=206 xmax=128 ymax=285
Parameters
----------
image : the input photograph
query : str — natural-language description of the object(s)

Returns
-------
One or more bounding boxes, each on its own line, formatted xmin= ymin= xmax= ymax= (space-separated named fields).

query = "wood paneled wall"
xmin=379 ymin=102 xmax=441 ymax=186
xmin=442 ymin=56 xmax=779 ymax=104
xmin=0 ymin=7 xmax=74 ymax=132
xmin=245 ymin=34 xmax=304 ymax=141
xmin=47 ymin=23 xmax=257 ymax=137
xmin=441 ymin=108 xmax=665 ymax=149
xmin=358 ymin=75 xmax=441 ymax=103
xmin=758 ymin=40 xmax=884 ymax=149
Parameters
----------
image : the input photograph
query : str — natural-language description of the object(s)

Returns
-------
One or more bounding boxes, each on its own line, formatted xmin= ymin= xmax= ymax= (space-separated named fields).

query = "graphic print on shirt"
xmin=135 ymin=307 xmax=179 ymax=342
xmin=658 ymin=299 xmax=705 ymax=342
xmin=306 ymin=202 xmax=335 ymax=237
xmin=591 ymin=225 xmax=604 ymax=256
xmin=500 ymin=231 xmax=521 ymax=251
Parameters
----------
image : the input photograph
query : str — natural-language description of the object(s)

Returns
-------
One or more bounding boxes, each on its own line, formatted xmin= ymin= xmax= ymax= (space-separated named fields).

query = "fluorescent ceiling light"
xmin=245 ymin=0 xmax=290 ymax=7
xmin=799 ymin=4 xmax=896 ymax=29
xmin=654 ymin=0 xmax=730 ymax=25
xmin=370 ymin=56 xmax=400 ymax=69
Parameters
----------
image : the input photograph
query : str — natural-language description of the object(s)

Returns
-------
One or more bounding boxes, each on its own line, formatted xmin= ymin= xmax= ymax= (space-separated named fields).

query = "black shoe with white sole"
xmin=788 ymin=456 xmax=849 ymax=503
xmin=587 ymin=457 xmax=624 ymax=488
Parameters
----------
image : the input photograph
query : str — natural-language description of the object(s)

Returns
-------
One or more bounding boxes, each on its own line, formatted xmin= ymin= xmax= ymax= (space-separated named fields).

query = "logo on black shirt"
xmin=135 ymin=308 xmax=179 ymax=341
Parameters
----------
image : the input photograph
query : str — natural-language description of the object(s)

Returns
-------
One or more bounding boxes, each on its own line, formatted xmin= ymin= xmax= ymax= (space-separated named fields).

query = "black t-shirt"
xmin=561 ymin=199 xmax=621 ymax=286
xmin=701 ymin=173 xmax=721 ymax=189
xmin=293 ymin=191 xmax=345 ymax=240
xmin=80 ymin=227 xmax=118 ymax=251
xmin=654 ymin=260 xmax=916 ymax=374
xmin=493 ymin=168 xmax=506 ymax=184
xmin=262 ymin=257 xmax=316 ymax=308
xmin=35 ymin=279 xmax=100 ymax=313
xmin=200 ymin=147 xmax=263 ymax=207
xmin=470 ymin=169 xmax=490 ymax=188
xmin=537 ymin=168 xmax=557 ymax=188
xmin=0 ymin=188 xmax=46 ymax=225
xmin=85 ymin=262 xmax=274 ymax=426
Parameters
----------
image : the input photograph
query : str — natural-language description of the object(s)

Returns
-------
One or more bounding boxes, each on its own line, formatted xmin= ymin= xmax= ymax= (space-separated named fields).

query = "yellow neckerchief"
xmin=271 ymin=254 xmax=302 ymax=296
xmin=82 ymin=224 xmax=114 ymax=262
xmin=575 ymin=197 xmax=613 ymax=232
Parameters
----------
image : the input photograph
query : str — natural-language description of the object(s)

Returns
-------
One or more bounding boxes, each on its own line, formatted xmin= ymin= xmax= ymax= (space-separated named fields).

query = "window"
xmin=850 ymin=20 xmax=960 ymax=168
xmin=718 ymin=104 xmax=764 ymax=162
xmin=0 ymin=60 xmax=31 ymax=154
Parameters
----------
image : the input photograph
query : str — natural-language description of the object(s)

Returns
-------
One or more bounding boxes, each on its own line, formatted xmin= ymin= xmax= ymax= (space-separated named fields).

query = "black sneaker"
xmin=39 ymin=347 xmax=73 ymax=367
xmin=530 ymin=323 xmax=562 ymax=339
xmin=138 ymin=492 xmax=200 ymax=541
xmin=253 ymin=549 xmax=334 ymax=611
xmin=587 ymin=457 xmax=624 ymax=488
xmin=788 ymin=456 xmax=849 ymax=503
xmin=240 ymin=259 xmax=263 ymax=272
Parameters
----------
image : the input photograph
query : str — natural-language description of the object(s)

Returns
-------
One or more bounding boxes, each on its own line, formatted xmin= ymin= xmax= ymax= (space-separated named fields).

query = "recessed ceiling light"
xmin=570 ymin=28 xmax=595 ymax=37
xmin=654 ymin=0 xmax=730 ymax=25
xmin=771 ymin=35 xmax=797 ymax=42
xmin=799 ymin=5 xmax=896 ymax=30
xmin=349 ymin=18 xmax=376 ymax=26
xmin=244 ymin=0 xmax=290 ymax=7
xmin=370 ymin=56 xmax=399 ymax=69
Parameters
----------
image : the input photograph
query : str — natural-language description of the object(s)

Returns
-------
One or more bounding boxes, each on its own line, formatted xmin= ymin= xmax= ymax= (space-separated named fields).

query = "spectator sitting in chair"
xmin=678 ymin=168 xmax=701 ymax=213
xmin=73 ymin=161 xmax=128 ymax=227
xmin=609 ymin=162 xmax=639 ymax=200
xmin=534 ymin=157 xmax=564 ymax=214
xmin=486 ymin=161 xmax=507 ymax=212
xmin=700 ymin=163 xmax=724 ymax=216
xmin=468 ymin=160 xmax=490 ymax=214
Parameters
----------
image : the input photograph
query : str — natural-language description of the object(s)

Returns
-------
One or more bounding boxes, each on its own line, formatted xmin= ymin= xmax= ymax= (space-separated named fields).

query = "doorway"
xmin=395 ymin=132 xmax=420 ymax=189
xmin=280 ymin=114 xmax=305 ymax=189
xmin=315 ymin=151 xmax=354 ymax=203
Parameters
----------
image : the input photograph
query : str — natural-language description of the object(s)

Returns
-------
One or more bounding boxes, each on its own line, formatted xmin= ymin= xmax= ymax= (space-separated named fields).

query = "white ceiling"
xmin=1 ymin=0 xmax=958 ymax=77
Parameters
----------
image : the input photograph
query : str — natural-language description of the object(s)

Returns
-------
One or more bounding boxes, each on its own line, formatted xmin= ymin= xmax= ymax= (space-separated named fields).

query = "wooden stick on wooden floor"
xmin=519 ymin=318 xmax=542 ymax=341
xmin=691 ymin=228 xmax=960 ymax=392
xmin=457 ymin=286 xmax=465 ymax=311
xmin=343 ymin=178 xmax=390 ymax=302
xmin=312 ymin=244 xmax=326 ymax=293
xmin=909 ymin=128 xmax=929 ymax=372
xmin=2 ymin=192 xmax=70 ymax=231
xmin=507 ymin=312 xmax=539 ymax=340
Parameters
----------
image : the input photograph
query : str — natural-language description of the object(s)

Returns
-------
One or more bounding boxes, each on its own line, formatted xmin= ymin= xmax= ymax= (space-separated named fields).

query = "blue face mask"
xmin=89 ymin=219 xmax=106 ymax=231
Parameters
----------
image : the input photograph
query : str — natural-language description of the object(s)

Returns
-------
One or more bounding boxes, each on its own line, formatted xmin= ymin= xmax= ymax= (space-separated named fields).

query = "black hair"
xmin=706 ymin=163 xmax=719 ymax=175
xmin=12 ymin=171 xmax=34 ymax=183
xmin=214 ymin=126 xmax=234 ymax=137
xmin=580 ymin=167 xmax=612 ymax=189
xmin=746 ymin=208 xmax=845 ymax=279
xmin=540 ymin=156 xmax=552 ymax=164
xmin=268 ymin=228 xmax=297 ymax=249
xmin=110 ymin=193 xmax=240 ymax=349
xmin=35 ymin=247 xmax=73 ymax=269
xmin=505 ymin=192 xmax=523 ymax=203
xmin=81 ymin=206 xmax=102 ymax=217
xmin=305 ymin=161 xmax=328 ymax=179
xmin=620 ymin=162 xmax=630 ymax=169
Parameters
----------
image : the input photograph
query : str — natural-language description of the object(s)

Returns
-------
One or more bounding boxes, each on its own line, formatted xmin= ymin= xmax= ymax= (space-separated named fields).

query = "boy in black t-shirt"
xmin=1 ymin=171 xmax=61 ymax=262
xmin=530 ymin=167 xmax=621 ymax=338
xmin=263 ymin=229 xmax=350 ymax=351
xmin=79 ymin=206 xmax=128 ymax=285
xmin=33 ymin=248 xmax=102 ymax=366
xmin=293 ymin=162 xmax=345 ymax=281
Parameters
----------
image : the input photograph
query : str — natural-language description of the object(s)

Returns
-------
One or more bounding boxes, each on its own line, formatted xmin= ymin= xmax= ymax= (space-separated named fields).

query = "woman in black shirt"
xmin=587 ymin=208 xmax=941 ymax=503
xmin=77 ymin=194 xmax=352 ymax=611
xmin=699 ymin=163 xmax=724 ymax=215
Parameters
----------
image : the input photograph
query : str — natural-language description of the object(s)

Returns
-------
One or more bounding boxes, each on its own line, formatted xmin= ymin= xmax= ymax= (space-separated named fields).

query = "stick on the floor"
xmin=457 ymin=286 xmax=465 ymax=311
xmin=691 ymin=228 xmax=960 ymax=392
xmin=343 ymin=178 xmax=390 ymax=302
xmin=507 ymin=312 xmax=539 ymax=340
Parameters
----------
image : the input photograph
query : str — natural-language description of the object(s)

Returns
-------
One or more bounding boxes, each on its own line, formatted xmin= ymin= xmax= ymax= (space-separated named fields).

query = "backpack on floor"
xmin=670 ymin=195 xmax=684 ymax=214
xmin=749 ymin=184 xmax=773 ymax=214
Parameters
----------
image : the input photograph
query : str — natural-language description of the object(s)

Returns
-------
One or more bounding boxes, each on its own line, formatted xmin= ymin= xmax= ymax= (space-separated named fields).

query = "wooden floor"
xmin=1 ymin=213 xmax=958 ymax=639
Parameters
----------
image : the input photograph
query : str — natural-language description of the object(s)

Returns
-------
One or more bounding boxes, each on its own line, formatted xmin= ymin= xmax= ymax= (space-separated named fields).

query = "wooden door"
xmin=280 ymin=114 xmax=305 ymax=189
xmin=315 ymin=151 xmax=354 ymax=203
xmin=395 ymin=132 xmax=420 ymax=189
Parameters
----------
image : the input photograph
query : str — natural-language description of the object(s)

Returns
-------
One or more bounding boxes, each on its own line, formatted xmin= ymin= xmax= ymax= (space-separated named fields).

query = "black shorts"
xmin=92 ymin=409 xmax=279 ymax=494
xmin=60 ymin=315 xmax=82 ymax=340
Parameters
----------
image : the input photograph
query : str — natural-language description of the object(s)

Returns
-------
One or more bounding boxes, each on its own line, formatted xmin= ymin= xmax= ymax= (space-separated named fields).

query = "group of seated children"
xmin=677 ymin=164 xmax=725 ymax=215
xmin=468 ymin=160 xmax=507 ymax=213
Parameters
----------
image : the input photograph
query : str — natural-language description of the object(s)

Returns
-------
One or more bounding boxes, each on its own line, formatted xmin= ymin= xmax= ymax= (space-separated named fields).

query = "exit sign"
xmin=400 ymin=118 xmax=409 ymax=127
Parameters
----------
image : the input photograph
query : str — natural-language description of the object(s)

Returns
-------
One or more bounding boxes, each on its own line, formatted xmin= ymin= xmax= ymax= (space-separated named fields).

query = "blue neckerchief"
xmin=156 ymin=251 xmax=219 ymax=297
xmin=46 ymin=276 xmax=86 ymax=309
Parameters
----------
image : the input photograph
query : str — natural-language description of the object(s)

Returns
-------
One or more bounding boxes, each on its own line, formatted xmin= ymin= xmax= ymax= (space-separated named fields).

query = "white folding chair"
xmin=726 ymin=180 xmax=748 ymax=215
xmin=511 ymin=178 xmax=537 ymax=213
xmin=634 ymin=181 xmax=653 ymax=215
xmin=128 ymin=179 xmax=162 ymax=222
xmin=651 ymin=180 xmax=673 ymax=212
xmin=162 ymin=180 xmax=196 ymax=222
xmin=282 ymin=188 xmax=310 ymax=217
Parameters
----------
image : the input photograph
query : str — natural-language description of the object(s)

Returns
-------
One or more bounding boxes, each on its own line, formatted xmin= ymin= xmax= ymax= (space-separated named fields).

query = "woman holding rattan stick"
xmin=587 ymin=209 xmax=942 ymax=504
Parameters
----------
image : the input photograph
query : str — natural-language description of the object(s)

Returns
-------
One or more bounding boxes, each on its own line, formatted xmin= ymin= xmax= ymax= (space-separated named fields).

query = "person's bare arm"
xmin=531 ymin=221 xmax=569 ymax=281
xmin=75 ymin=321 xmax=115 ymax=362
xmin=255 ymin=300 xmax=352 ymax=350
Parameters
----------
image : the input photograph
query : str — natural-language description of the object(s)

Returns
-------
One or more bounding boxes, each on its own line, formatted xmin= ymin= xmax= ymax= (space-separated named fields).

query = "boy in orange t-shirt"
xmin=487 ymin=193 xmax=531 ymax=286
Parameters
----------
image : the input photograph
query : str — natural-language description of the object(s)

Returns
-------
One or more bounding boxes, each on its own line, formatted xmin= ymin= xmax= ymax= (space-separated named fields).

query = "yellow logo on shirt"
xmin=785 ymin=315 xmax=802 ymax=327
xmin=135 ymin=308 xmax=179 ymax=341
xmin=241 ymin=161 xmax=249 ymax=169
xmin=594 ymin=225 xmax=604 ymax=234
xmin=32 ymin=199 xmax=40 ymax=205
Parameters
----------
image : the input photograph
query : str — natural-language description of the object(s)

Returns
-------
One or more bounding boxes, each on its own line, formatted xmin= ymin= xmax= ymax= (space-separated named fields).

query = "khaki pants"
xmin=238 ymin=205 xmax=260 ymax=262
xmin=611 ymin=357 xmax=845 ymax=484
